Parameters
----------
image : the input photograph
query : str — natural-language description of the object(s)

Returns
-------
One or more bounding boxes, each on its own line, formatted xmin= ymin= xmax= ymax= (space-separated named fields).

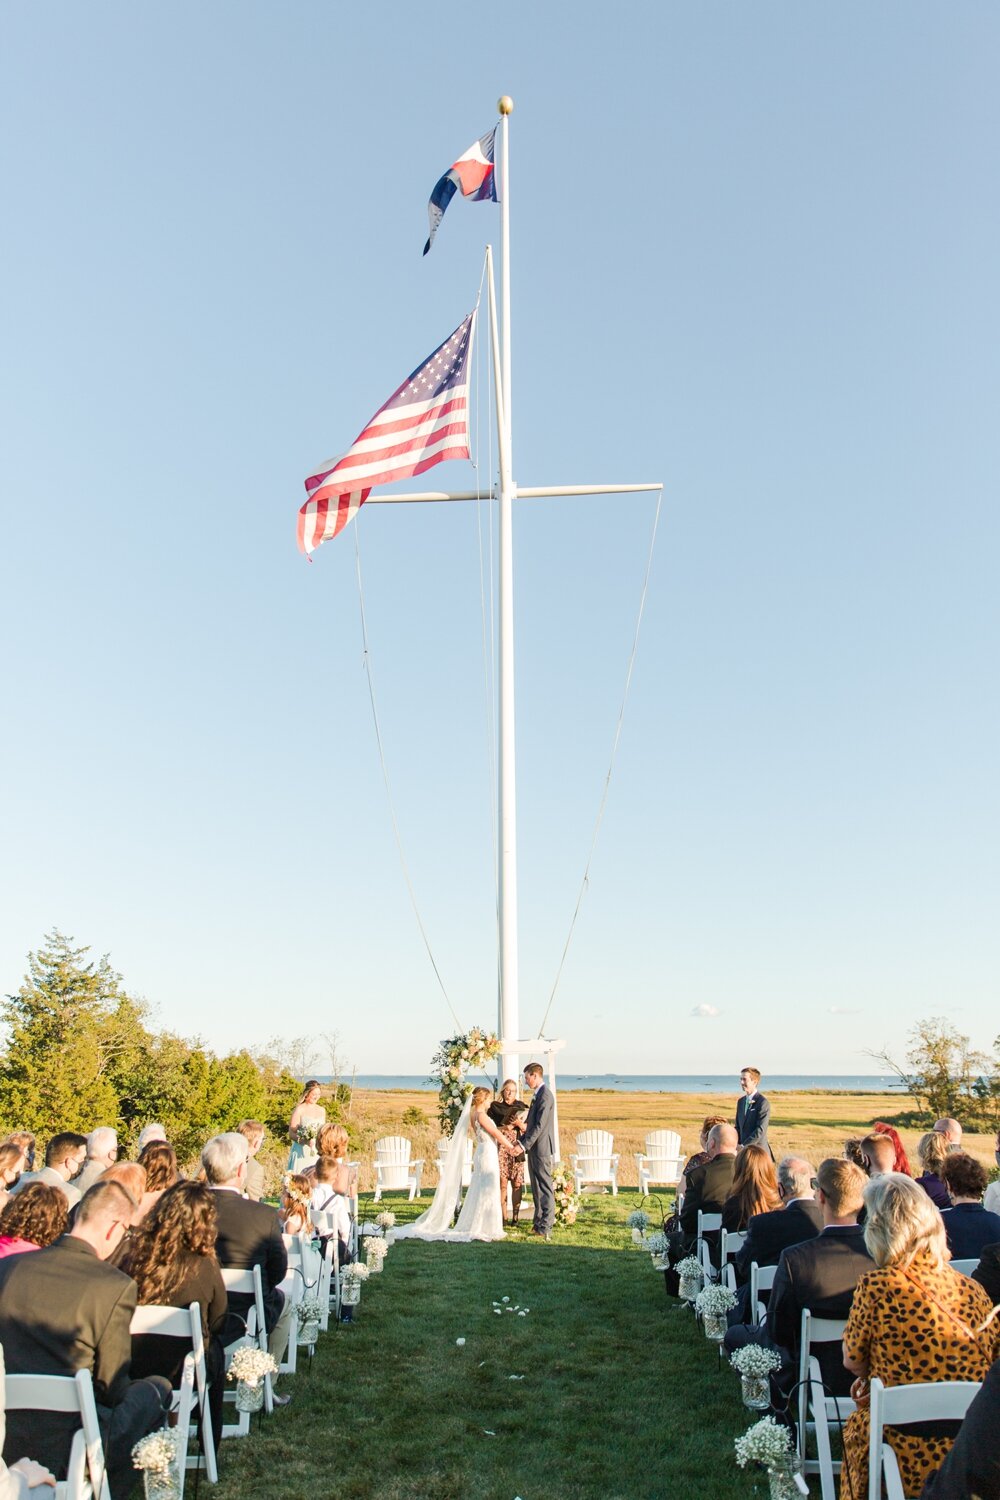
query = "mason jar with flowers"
xmin=364 ymin=1234 xmax=388 ymax=1274
xmin=296 ymin=1296 xmax=324 ymax=1346
xmin=730 ymin=1343 xmax=781 ymax=1410
xmin=227 ymin=1346 xmax=278 ymax=1413
xmin=695 ymin=1282 xmax=737 ymax=1341
xmin=644 ymin=1230 xmax=670 ymax=1270
xmin=341 ymin=1261 xmax=369 ymax=1309
xmin=376 ymin=1210 xmax=396 ymax=1246
xmin=132 ymin=1430 xmax=180 ymax=1500
xmin=734 ymin=1414 xmax=804 ymax=1500
xmin=627 ymin=1208 xmax=650 ymax=1245
xmin=674 ymin=1254 xmax=704 ymax=1301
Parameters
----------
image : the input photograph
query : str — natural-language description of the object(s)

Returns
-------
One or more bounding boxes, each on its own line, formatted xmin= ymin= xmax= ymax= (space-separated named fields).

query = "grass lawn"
xmin=210 ymin=1193 xmax=770 ymax=1500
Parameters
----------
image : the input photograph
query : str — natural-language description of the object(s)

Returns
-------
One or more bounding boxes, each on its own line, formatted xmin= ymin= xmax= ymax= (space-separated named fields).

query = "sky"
xmin=2 ymin=4 xmax=998 ymax=1078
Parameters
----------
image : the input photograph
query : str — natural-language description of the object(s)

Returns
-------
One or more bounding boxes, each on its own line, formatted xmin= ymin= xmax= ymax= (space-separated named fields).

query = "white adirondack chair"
xmin=435 ymin=1135 xmax=475 ymax=1187
xmin=571 ymin=1130 xmax=620 ymax=1195
xmin=373 ymin=1136 xmax=424 ymax=1201
xmin=868 ymin=1378 xmax=981 ymax=1500
xmin=634 ymin=1130 xmax=684 ymax=1195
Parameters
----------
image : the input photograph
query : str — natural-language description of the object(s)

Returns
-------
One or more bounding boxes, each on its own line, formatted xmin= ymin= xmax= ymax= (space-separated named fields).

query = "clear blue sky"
xmin=2 ymin=4 xmax=998 ymax=1076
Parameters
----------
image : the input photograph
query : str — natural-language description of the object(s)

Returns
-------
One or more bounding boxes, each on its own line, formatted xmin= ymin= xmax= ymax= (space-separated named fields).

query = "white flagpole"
xmin=496 ymin=95 xmax=520 ymax=1090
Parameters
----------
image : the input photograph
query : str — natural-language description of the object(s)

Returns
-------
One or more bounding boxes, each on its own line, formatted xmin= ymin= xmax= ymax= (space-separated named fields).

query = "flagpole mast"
xmin=496 ymin=95 xmax=520 ymax=1089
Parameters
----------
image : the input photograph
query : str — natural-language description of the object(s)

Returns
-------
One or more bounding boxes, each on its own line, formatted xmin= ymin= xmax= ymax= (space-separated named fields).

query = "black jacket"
xmin=734 ymin=1198 xmax=824 ymax=1283
xmin=680 ymin=1154 xmax=737 ymax=1237
xmin=972 ymin=1241 xmax=1000 ymax=1306
xmin=210 ymin=1187 xmax=288 ymax=1337
xmin=942 ymin=1203 xmax=1000 ymax=1263
xmin=767 ymin=1224 xmax=873 ymax=1397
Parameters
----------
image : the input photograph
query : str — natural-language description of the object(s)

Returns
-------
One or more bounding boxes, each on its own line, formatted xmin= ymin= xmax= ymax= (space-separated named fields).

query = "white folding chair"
xmin=372 ymin=1137 xmax=424 ymax=1201
xmin=949 ymin=1258 xmax=978 ymax=1277
xmin=750 ymin=1260 xmax=778 ymax=1326
xmin=4 ymin=1367 xmax=111 ymax=1500
xmin=868 ymin=1377 xmax=981 ymax=1500
xmin=313 ymin=1210 xmax=347 ymax=1324
xmin=129 ymin=1301 xmax=217 ymax=1483
xmin=697 ymin=1211 xmax=723 ymax=1284
xmin=634 ymin=1130 xmax=684 ymax=1195
xmin=796 ymin=1311 xmax=852 ymax=1500
xmin=720 ymin=1229 xmax=747 ymax=1292
xmin=571 ymin=1130 xmax=620 ymax=1195
xmin=221 ymin=1266 xmax=274 ymax=1416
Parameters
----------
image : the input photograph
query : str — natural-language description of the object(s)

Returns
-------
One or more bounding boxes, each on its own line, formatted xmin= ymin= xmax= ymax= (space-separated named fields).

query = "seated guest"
xmin=0 ymin=1346 xmax=57 ymax=1497
xmin=940 ymin=1152 xmax=1000 ymax=1261
xmin=722 ymin=1144 xmax=780 ymax=1232
xmin=764 ymin=1159 xmax=871 ymax=1404
xmin=934 ymin=1118 xmax=963 ymax=1151
xmin=99 ymin=1163 xmax=148 ymax=1225
xmin=841 ymin=1172 xmax=1000 ymax=1500
xmin=973 ymin=1242 xmax=1000 ymax=1306
xmin=75 ymin=1129 xmax=119 ymax=1195
xmin=136 ymin=1123 xmax=167 ymax=1152
xmin=679 ymin=1115 xmax=730 ymax=1184
xmin=305 ymin=1123 xmax=352 ymax=1194
xmin=279 ymin=1174 xmax=312 ymax=1236
xmin=920 ymin=1356 xmax=1000 ymax=1499
xmin=0 ymin=1184 xmax=68 ymax=1257
xmin=733 ymin=1157 xmax=823 ymax=1285
xmin=843 ymin=1138 xmax=868 ymax=1171
xmin=859 ymin=1133 xmax=897 ymax=1178
xmin=202 ymin=1133 xmax=292 ymax=1396
xmin=915 ymin=1131 xmax=951 ymax=1210
xmin=136 ymin=1142 xmax=179 ymax=1217
xmin=121 ymin=1181 xmax=227 ymax=1459
xmin=0 ymin=1145 xmax=26 ymax=1213
xmin=871 ymin=1122 xmax=912 ymax=1175
xmin=3 ymin=1134 xmax=35 ymax=1173
xmin=11 ymin=1133 xmax=87 ymax=1206
xmin=309 ymin=1157 xmax=353 ymax=1264
xmin=984 ymin=1131 xmax=1000 ymax=1217
xmin=235 ymin=1121 xmax=266 ymax=1201
xmin=0 ymin=1181 xmax=170 ymax=1498
xmin=679 ymin=1123 xmax=739 ymax=1255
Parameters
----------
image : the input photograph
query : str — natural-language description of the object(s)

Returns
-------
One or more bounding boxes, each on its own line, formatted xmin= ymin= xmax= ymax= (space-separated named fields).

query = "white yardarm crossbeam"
xmin=370 ymin=100 xmax=663 ymax=1088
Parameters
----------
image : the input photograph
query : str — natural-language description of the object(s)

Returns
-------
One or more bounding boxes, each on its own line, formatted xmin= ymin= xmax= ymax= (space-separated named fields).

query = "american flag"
xmin=298 ymin=311 xmax=477 ymax=556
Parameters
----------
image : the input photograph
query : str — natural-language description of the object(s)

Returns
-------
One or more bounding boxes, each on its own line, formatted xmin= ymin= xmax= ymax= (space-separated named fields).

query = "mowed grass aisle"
xmin=211 ymin=1198 xmax=761 ymax=1500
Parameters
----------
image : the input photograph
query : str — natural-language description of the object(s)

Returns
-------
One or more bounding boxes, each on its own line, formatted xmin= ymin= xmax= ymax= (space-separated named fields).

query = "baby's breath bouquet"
xmin=341 ymin=1259 xmax=369 ymax=1309
xmin=364 ymin=1233 xmax=388 ymax=1272
xmin=375 ymin=1211 xmax=396 ymax=1229
xmin=627 ymin=1208 xmax=650 ymax=1243
xmin=132 ymin=1430 xmax=180 ymax=1500
xmin=227 ymin=1347 xmax=277 ymax=1386
xmin=734 ymin=1416 xmax=792 ymax=1471
xmin=675 ymin=1253 xmax=704 ymax=1300
xmin=695 ymin=1281 xmax=737 ymax=1341
xmin=731 ymin=1344 xmax=782 ymax=1410
xmin=296 ymin=1296 xmax=324 ymax=1344
xmin=343 ymin=1261 xmax=370 ymax=1284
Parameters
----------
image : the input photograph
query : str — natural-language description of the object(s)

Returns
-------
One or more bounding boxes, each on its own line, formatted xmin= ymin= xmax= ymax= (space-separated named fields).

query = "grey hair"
xmin=863 ymin=1171 xmax=948 ymax=1269
xmin=137 ymin=1123 xmax=167 ymax=1151
xmin=202 ymin=1132 xmax=250 ymax=1185
xmin=778 ymin=1156 xmax=814 ymax=1198
xmin=86 ymin=1126 xmax=117 ymax=1156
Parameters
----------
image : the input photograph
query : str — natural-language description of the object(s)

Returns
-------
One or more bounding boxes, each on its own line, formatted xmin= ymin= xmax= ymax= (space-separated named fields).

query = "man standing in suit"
xmin=766 ymin=1158 xmax=871 ymax=1402
xmin=520 ymin=1063 xmax=555 ymax=1239
xmin=0 ymin=1180 xmax=170 ymax=1496
xmin=736 ymin=1067 xmax=772 ymax=1153
xmin=202 ymin=1133 xmax=292 ymax=1398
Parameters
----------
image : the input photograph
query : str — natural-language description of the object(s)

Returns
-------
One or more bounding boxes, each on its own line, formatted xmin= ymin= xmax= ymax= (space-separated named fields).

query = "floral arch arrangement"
xmin=431 ymin=1027 xmax=501 ymax=1134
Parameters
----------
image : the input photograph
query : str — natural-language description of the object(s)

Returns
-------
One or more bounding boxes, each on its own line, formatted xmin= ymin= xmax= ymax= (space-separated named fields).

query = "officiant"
xmin=488 ymin=1080 xmax=528 ymax=1225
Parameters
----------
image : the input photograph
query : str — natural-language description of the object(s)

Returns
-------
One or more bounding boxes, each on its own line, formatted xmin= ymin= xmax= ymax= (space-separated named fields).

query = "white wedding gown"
xmin=395 ymin=1099 xmax=505 ymax=1243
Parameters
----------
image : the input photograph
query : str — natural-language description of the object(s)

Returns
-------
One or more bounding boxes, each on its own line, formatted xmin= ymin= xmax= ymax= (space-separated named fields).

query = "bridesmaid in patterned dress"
xmin=488 ymin=1079 xmax=528 ymax=1224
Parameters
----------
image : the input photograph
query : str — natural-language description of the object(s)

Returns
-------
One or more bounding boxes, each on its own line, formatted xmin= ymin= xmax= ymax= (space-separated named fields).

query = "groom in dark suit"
xmin=520 ymin=1063 xmax=556 ymax=1239
xmin=736 ymin=1066 xmax=772 ymax=1154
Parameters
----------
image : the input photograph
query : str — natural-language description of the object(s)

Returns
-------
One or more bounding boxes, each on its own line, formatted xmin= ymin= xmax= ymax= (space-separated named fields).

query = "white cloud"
xmin=828 ymin=1006 xmax=860 ymax=1015
xmin=691 ymin=1003 xmax=721 ymax=1019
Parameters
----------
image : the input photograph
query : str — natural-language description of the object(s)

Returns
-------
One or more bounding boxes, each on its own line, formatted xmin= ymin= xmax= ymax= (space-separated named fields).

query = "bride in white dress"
xmin=395 ymin=1086 xmax=512 ymax=1243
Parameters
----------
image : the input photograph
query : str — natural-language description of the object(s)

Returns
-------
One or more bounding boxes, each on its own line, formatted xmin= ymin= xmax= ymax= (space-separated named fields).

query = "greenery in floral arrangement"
xmin=291 ymin=1122 xmax=317 ymax=1147
xmin=695 ymin=1283 xmax=738 ymax=1317
xmin=132 ymin=1430 xmax=178 ymax=1475
xmin=626 ymin=1209 xmax=650 ymax=1231
xmin=733 ymin=1415 xmax=792 ymax=1471
xmin=430 ymin=1028 xmax=500 ymax=1134
xmin=730 ymin=1345 xmax=782 ymax=1378
xmin=551 ymin=1162 xmax=582 ymax=1227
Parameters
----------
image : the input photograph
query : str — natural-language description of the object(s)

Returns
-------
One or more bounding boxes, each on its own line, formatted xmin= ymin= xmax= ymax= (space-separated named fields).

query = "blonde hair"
xmin=917 ymin=1131 xmax=949 ymax=1175
xmin=471 ymin=1087 xmax=492 ymax=1109
xmin=862 ymin=1172 xmax=948 ymax=1270
xmin=316 ymin=1122 xmax=348 ymax=1159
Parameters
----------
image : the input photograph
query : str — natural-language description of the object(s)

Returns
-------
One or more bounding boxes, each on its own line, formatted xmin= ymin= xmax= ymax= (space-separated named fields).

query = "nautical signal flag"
xmin=423 ymin=129 xmax=497 ymax=255
xmin=298 ymin=312 xmax=477 ymax=556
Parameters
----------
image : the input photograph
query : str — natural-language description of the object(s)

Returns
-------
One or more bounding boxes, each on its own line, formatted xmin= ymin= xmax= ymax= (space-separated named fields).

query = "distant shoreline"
xmin=326 ymin=1073 xmax=905 ymax=1095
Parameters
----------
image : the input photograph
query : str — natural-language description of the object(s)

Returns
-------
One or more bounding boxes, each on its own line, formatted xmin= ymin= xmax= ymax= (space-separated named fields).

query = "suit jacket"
xmin=210 ymin=1186 xmax=287 ymax=1335
xmin=734 ymin=1198 xmax=824 ymax=1283
xmin=972 ymin=1242 xmax=1000 ymax=1307
xmin=0 ymin=1234 xmax=137 ymax=1475
xmin=520 ymin=1085 xmax=555 ymax=1160
xmin=9 ymin=1165 xmax=81 ymax=1207
xmin=920 ymin=1356 xmax=1000 ymax=1500
xmin=735 ymin=1092 xmax=771 ymax=1151
xmin=942 ymin=1203 xmax=1000 ymax=1262
xmin=767 ymin=1224 xmax=872 ymax=1396
xmin=680 ymin=1154 xmax=737 ymax=1237
xmin=244 ymin=1157 xmax=265 ymax=1203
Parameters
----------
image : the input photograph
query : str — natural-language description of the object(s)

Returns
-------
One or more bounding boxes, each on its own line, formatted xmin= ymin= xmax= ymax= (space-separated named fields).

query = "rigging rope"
xmin=352 ymin=520 xmax=464 ymax=1032
xmin=537 ymin=485 xmax=665 ymax=1037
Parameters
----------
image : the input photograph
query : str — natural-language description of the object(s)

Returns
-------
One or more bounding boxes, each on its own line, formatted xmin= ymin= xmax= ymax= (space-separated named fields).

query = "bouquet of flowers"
xmin=626 ymin=1209 xmax=650 ymax=1231
xmin=675 ymin=1253 xmax=704 ymax=1299
xmin=291 ymin=1123 xmax=316 ymax=1147
xmin=226 ymin=1347 xmax=278 ymax=1386
xmin=363 ymin=1234 xmax=388 ymax=1269
xmin=342 ymin=1261 xmax=370 ymax=1285
xmin=675 ymin=1255 xmax=702 ymax=1278
xmin=297 ymin=1296 xmax=324 ymax=1325
xmin=430 ymin=1027 xmax=501 ymax=1134
xmin=695 ymin=1284 xmax=737 ymax=1317
xmin=644 ymin=1230 xmax=669 ymax=1257
xmin=734 ymin=1415 xmax=793 ymax=1470
xmin=132 ymin=1430 xmax=178 ymax=1475
xmin=375 ymin=1211 xmax=396 ymax=1230
xmin=731 ymin=1345 xmax=782 ymax=1378
xmin=548 ymin=1162 xmax=580 ymax=1228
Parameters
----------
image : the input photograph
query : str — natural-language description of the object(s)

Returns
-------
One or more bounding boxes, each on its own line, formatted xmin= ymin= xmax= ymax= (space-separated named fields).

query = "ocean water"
xmin=323 ymin=1073 xmax=903 ymax=1093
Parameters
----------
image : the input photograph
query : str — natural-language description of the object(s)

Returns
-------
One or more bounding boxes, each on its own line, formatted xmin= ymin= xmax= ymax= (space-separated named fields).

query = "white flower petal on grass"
xmin=508 ymin=1374 xmax=525 ymax=1381
xmin=455 ymin=1338 xmax=466 ymax=1346
xmin=518 ymin=1310 xmax=527 ymax=1316
xmin=483 ymin=1430 xmax=496 ymax=1436
xmin=502 ymin=1296 xmax=510 ymax=1303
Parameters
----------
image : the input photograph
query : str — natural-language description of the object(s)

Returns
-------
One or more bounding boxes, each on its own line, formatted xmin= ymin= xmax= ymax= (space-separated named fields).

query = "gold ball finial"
xmin=498 ymin=95 xmax=514 ymax=116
